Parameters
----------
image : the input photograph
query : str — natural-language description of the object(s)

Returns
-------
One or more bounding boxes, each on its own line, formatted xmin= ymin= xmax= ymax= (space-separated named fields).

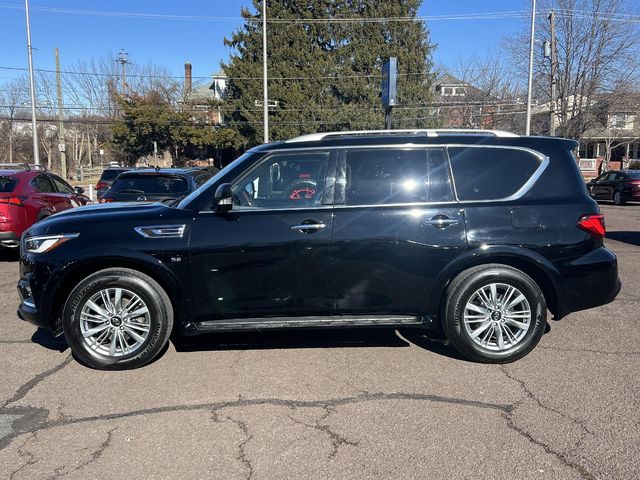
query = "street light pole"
xmin=24 ymin=0 xmax=40 ymax=165
xmin=525 ymin=0 xmax=537 ymax=136
xmin=262 ymin=0 xmax=269 ymax=144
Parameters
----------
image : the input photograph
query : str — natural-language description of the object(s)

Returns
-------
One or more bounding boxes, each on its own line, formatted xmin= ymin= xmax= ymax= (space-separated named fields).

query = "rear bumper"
xmin=555 ymin=246 xmax=621 ymax=318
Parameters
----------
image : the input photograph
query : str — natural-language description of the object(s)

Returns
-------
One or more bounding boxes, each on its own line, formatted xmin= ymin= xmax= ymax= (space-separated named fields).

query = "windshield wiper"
xmin=117 ymin=189 xmax=145 ymax=194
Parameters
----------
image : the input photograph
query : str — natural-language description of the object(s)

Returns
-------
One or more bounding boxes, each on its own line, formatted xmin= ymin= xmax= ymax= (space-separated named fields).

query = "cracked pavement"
xmin=0 ymin=204 xmax=638 ymax=479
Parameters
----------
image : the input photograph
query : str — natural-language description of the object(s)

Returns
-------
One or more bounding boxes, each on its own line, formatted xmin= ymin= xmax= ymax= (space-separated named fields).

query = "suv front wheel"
xmin=63 ymin=268 xmax=173 ymax=370
xmin=443 ymin=264 xmax=547 ymax=363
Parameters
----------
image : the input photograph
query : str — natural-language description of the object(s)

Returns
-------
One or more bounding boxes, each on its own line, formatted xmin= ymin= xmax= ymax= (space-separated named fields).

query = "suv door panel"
xmin=188 ymin=150 xmax=335 ymax=321
xmin=331 ymin=147 xmax=466 ymax=315
xmin=332 ymin=206 xmax=466 ymax=314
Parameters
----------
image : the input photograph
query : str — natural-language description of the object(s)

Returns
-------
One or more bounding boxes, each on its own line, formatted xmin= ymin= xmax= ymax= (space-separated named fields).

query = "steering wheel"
xmin=286 ymin=180 xmax=318 ymax=204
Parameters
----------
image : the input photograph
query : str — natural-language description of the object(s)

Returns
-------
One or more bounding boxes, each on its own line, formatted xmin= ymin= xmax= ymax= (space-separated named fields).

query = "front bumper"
xmin=16 ymin=277 xmax=53 ymax=331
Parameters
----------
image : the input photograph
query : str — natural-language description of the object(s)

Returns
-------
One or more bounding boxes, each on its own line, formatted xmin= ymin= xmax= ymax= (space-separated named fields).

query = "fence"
xmin=78 ymin=165 xmax=104 ymax=183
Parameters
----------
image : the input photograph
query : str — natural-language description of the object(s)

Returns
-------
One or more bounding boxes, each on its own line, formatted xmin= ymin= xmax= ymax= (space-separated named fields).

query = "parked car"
xmin=95 ymin=167 xmax=131 ymax=198
xmin=17 ymin=130 xmax=620 ymax=369
xmin=99 ymin=168 xmax=212 ymax=204
xmin=0 ymin=164 xmax=90 ymax=249
xmin=586 ymin=169 xmax=640 ymax=205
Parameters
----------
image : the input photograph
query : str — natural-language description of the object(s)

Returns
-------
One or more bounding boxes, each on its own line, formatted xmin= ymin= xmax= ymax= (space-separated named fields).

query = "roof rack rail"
xmin=285 ymin=128 xmax=518 ymax=143
xmin=0 ymin=162 xmax=47 ymax=171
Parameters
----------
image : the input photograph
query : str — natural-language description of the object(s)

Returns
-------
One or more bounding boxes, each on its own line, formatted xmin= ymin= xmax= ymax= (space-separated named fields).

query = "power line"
xmin=0 ymin=64 xmax=519 ymax=82
xmin=0 ymin=4 xmax=532 ymax=23
xmin=1 ymin=3 xmax=637 ymax=24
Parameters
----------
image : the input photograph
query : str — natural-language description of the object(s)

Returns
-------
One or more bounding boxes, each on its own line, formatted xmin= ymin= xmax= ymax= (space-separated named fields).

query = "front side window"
xmin=50 ymin=175 xmax=74 ymax=194
xmin=32 ymin=175 xmax=56 ymax=193
xmin=449 ymin=147 xmax=542 ymax=201
xmin=231 ymin=151 xmax=330 ymax=209
xmin=342 ymin=148 xmax=454 ymax=206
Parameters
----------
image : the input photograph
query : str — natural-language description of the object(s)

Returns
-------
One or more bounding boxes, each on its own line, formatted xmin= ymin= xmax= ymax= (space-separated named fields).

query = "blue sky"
xmin=0 ymin=1 xmax=529 ymax=82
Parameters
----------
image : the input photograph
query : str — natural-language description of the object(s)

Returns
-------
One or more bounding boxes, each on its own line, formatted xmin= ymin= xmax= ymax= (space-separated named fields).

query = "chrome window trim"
xmin=445 ymin=144 xmax=548 ymax=203
xmin=199 ymin=206 xmax=334 ymax=214
xmin=196 ymin=144 xmax=548 ymax=212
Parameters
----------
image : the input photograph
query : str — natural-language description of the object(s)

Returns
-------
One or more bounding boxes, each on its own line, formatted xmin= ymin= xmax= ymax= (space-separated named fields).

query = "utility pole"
xmin=117 ymin=49 xmax=128 ymax=95
xmin=24 ymin=0 xmax=40 ymax=165
xmin=262 ymin=0 xmax=269 ymax=143
xmin=55 ymin=48 xmax=67 ymax=179
xmin=548 ymin=10 xmax=557 ymax=137
xmin=525 ymin=0 xmax=537 ymax=136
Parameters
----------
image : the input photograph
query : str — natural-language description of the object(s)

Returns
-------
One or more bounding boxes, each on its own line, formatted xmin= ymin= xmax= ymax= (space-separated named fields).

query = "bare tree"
xmin=504 ymin=0 xmax=640 ymax=138
xmin=434 ymin=54 xmax=526 ymax=132
xmin=0 ymin=79 xmax=29 ymax=163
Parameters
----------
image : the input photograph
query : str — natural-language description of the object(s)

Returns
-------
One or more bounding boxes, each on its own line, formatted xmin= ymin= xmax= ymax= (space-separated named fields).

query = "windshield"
xmin=626 ymin=170 xmax=640 ymax=179
xmin=110 ymin=175 xmax=188 ymax=195
xmin=0 ymin=176 xmax=16 ymax=193
xmin=177 ymin=150 xmax=257 ymax=209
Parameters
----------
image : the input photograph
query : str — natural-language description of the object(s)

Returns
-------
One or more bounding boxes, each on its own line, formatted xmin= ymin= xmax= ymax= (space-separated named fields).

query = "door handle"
xmin=424 ymin=216 xmax=459 ymax=229
xmin=291 ymin=222 xmax=326 ymax=233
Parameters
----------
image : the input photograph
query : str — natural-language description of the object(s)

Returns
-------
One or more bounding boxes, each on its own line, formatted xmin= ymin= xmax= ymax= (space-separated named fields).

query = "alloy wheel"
xmin=79 ymin=287 xmax=151 ymax=357
xmin=462 ymin=282 xmax=532 ymax=351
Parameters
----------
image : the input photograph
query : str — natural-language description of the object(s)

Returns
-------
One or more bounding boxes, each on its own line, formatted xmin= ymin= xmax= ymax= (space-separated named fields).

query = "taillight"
xmin=0 ymin=196 xmax=24 ymax=207
xmin=99 ymin=197 xmax=114 ymax=203
xmin=577 ymin=214 xmax=605 ymax=238
xmin=96 ymin=182 xmax=107 ymax=190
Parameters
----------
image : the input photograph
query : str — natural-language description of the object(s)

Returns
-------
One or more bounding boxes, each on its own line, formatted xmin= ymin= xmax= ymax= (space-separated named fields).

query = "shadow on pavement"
xmin=0 ymin=249 xmax=19 ymax=262
xmin=31 ymin=328 xmax=68 ymax=352
xmin=606 ymin=231 xmax=640 ymax=247
xmin=172 ymin=327 xmax=464 ymax=360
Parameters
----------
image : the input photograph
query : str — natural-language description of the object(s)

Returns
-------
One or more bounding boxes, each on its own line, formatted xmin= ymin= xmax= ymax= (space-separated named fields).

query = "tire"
xmin=613 ymin=190 xmax=625 ymax=206
xmin=443 ymin=264 xmax=547 ymax=363
xmin=62 ymin=268 xmax=173 ymax=370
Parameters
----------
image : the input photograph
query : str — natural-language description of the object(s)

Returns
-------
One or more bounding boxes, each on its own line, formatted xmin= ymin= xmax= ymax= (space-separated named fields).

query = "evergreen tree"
xmin=223 ymin=0 xmax=435 ymax=144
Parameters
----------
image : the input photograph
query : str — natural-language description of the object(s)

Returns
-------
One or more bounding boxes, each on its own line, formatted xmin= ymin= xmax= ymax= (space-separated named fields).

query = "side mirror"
xmin=74 ymin=186 xmax=85 ymax=195
xmin=213 ymin=183 xmax=233 ymax=213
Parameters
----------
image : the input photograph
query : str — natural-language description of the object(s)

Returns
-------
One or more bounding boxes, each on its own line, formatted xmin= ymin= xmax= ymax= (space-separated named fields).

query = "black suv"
xmin=99 ymin=168 xmax=212 ymax=204
xmin=17 ymin=130 xmax=620 ymax=369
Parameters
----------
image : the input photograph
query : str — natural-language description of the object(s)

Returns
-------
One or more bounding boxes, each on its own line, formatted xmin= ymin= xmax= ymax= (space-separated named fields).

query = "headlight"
xmin=24 ymin=233 xmax=79 ymax=254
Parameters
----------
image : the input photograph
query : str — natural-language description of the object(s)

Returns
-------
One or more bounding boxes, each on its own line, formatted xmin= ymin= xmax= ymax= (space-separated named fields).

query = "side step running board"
xmin=193 ymin=315 xmax=430 ymax=332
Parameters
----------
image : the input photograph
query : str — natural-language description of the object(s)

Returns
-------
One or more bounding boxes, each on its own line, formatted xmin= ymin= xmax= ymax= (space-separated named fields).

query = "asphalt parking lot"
xmin=0 ymin=204 xmax=638 ymax=480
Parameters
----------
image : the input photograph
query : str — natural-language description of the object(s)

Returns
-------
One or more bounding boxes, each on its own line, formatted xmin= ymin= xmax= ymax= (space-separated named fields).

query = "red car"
xmin=0 ymin=165 xmax=90 ymax=249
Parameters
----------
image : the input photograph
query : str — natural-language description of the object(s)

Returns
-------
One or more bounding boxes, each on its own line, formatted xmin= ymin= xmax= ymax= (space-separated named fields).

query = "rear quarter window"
xmin=448 ymin=147 xmax=542 ymax=201
xmin=0 ymin=176 xmax=16 ymax=193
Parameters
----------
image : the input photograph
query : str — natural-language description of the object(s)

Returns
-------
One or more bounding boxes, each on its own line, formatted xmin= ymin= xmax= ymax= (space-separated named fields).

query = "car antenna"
xmin=155 ymin=165 xmax=160 ymax=173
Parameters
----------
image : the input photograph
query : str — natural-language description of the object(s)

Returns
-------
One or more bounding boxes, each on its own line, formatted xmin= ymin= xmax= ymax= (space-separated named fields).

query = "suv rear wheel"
xmin=443 ymin=264 xmax=546 ymax=363
xmin=62 ymin=268 xmax=173 ymax=370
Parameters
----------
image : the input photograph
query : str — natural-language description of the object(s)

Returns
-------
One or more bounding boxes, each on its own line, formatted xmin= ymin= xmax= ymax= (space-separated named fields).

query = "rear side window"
xmin=449 ymin=147 xmax=542 ymax=201
xmin=343 ymin=148 xmax=454 ymax=205
xmin=0 ymin=176 xmax=16 ymax=193
xmin=110 ymin=175 xmax=189 ymax=194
